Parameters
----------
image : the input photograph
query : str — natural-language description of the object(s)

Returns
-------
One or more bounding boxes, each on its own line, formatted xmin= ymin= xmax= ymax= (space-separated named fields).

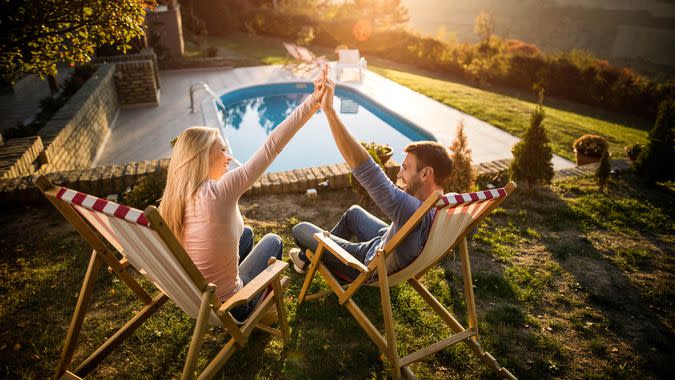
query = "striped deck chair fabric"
xmin=35 ymin=176 xmax=290 ymax=380
xmin=298 ymin=182 xmax=517 ymax=380
xmin=385 ymin=187 xmax=508 ymax=287
xmin=56 ymin=187 xmax=223 ymax=326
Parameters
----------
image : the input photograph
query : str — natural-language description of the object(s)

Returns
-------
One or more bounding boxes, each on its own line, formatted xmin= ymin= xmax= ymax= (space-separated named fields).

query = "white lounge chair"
xmin=336 ymin=49 xmax=367 ymax=82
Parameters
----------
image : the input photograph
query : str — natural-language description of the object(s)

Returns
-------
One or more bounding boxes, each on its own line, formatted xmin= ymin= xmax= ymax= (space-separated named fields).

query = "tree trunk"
xmin=47 ymin=74 xmax=58 ymax=94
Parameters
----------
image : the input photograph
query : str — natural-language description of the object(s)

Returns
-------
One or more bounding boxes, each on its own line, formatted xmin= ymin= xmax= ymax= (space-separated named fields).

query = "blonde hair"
xmin=159 ymin=126 xmax=221 ymax=240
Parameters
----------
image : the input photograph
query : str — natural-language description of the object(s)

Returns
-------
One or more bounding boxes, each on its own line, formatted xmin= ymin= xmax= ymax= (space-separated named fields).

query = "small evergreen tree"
xmin=510 ymin=90 xmax=554 ymax=191
xmin=445 ymin=121 xmax=475 ymax=194
xmin=635 ymin=98 xmax=675 ymax=184
xmin=596 ymin=150 xmax=611 ymax=192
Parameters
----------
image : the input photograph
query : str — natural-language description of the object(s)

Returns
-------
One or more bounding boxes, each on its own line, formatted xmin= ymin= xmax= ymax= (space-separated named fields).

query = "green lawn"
xmin=369 ymin=66 xmax=651 ymax=161
xmin=1 ymin=173 xmax=673 ymax=379
xmin=192 ymin=32 xmax=652 ymax=162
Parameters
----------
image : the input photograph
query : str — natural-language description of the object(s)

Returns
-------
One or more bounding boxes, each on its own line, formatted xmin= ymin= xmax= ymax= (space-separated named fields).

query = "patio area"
xmin=94 ymin=64 xmax=574 ymax=170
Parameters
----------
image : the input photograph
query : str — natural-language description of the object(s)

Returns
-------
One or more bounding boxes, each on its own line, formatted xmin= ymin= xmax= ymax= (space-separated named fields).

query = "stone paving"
xmin=0 ymin=65 xmax=71 ymax=134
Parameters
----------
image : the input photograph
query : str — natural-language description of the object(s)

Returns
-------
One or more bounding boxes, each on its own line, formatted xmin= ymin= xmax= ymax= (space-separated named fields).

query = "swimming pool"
xmin=216 ymin=82 xmax=435 ymax=173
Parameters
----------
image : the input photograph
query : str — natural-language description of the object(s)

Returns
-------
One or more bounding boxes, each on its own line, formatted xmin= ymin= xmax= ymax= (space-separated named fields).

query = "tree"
xmin=596 ymin=150 xmax=611 ymax=192
xmin=446 ymin=121 xmax=475 ymax=194
xmin=0 ymin=0 xmax=156 ymax=84
xmin=339 ymin=0 xmax=409 ymax=28
xmin=510 ymin=90 xmax=554 ymax=191
xmin=474 ymin=11 xmax=495 ymax=46
xmin=635 ymin=98 xmax=675 ymax=184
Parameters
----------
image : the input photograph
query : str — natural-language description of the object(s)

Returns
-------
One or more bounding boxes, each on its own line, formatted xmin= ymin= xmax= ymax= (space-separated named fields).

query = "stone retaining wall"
xmin=0 ymin=136 xmax=44 ymax=179
xmin=159 ymin=56 xmax=234 ymax=70
xmin=92 ymin=49 xmax=160 ymax=89
xmin=114 ymin=60 xmax=159 ymax=105
xmin=37 ymin=64 xmax=118 ymax=174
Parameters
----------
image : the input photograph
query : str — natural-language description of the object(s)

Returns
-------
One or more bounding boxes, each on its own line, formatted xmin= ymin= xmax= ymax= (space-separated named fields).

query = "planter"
xmin=377 ymin=149 xmax=394 ymax=165
xmin=575 ymin=151 xmax=601 ymax=166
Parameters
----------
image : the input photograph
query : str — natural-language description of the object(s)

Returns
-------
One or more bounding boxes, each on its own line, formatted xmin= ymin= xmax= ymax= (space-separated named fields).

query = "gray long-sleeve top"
xmin=352 ymin=158 xmax=436 ymax=273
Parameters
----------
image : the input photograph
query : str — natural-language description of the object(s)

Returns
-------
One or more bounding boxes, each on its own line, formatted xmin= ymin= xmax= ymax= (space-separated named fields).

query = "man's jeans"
xmin=230 ymin=226 xmax=282 ymax=322
xmin=292 ymin=205 xmax=387 ymax=281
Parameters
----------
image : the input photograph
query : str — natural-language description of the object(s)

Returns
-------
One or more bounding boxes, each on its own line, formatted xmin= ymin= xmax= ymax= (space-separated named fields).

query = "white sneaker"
xmin=289 ymin=248 xmax=308 ymax=274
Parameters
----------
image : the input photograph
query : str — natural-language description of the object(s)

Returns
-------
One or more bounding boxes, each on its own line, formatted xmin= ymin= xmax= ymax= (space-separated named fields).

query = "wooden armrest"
xmin=381 ymin=191 xmax=442 ymax=257
xmin=314 ymin=231 xmax=368 ymax=273
xmin=217 ymin=258 xmax=288 ymax=314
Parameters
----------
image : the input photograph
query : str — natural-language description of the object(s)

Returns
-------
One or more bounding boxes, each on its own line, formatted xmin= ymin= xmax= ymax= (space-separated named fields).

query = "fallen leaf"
xmin=14 ymin=343 xmax=21 ymax=351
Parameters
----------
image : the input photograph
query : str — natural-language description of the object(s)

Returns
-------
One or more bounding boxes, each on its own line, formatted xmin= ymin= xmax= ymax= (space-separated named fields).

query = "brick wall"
xmin=0 ymin=157 xmax=633 ymax=205
xmin=114 ymin=60 xmax=159 ymax=105
xmin=0 ymin=136 xmax=44 ymax=179
xmin=37 ymin=64 xmax=118 ymax=174
xmin=146 ymin=6 xmax=185 ymax=57
xmin=92 ymin=49 xmax=160 ymax=89
xmin=0 ymin=160 xmax=397 ymax=203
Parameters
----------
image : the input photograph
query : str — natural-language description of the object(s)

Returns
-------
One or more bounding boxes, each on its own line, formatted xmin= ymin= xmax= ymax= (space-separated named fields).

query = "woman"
xmin=159 ymin=68 xmax=328 ymax=322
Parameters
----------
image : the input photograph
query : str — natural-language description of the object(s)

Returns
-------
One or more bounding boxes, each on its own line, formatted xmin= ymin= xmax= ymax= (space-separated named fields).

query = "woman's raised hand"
xmin=311 ymin=64 xmax=329 ymax=107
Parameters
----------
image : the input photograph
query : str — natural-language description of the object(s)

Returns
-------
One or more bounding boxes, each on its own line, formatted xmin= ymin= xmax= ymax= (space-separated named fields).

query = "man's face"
xmin=398 ymin=153 xmax=424 ymax=196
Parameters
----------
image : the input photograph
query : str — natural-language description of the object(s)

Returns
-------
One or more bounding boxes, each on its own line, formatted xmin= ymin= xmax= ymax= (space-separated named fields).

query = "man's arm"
xmin=320 ymin=79 xmax=419 ymax=223
xmin=321 ymin=80 xmax=369 ymax=169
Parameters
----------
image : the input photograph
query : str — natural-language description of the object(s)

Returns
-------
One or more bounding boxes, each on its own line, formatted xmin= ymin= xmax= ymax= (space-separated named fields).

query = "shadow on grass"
xmin=517 ymin=177 xmax=674 ymax=378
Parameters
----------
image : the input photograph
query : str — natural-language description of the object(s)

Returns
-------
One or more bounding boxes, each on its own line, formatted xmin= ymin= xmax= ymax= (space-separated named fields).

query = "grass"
xmin=368 ymin=66 xmax=651 ymax=161
xmin=2 ymin=173 xmax=672 ymax=379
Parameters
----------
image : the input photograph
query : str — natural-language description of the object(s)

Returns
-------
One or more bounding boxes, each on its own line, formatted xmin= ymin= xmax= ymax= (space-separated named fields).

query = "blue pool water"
xmin=217 ymin=82 xmax=435 ymax=173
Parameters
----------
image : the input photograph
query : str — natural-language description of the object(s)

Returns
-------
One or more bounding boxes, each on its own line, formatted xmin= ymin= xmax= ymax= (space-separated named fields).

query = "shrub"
xmin=504 ymin=39 xmax=542 ymax=57
xmin=635 ymin=98 xmax=675 ymax=184
xmin=204 ymin=46 xmax=218 ymax=57
xmin=573 ymin=134 xmax=608 ymax=157
xmin=445 ymin=121 xmax=475 ymax=194
xmin=624 ymin=143 xmax=642 ymax=161
xmin=349 ymin=142 xmax=387 ymax=204
xmin=510 ymin=90 xmax=554 ymax=190
xmin=121 ymin=169 xmax=167 ymax=210
xmin=360 ymin=141 xmax=392 ymax=160
xmin=596 ymin=150 xmax=611 ymax=192
xmin=295 ymin=25 xmax=316 ymax=46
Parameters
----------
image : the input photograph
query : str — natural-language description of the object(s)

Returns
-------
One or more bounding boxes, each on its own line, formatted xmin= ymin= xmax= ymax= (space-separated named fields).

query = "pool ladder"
xmin=189 ymin=81 xmax=225 ymax=113
xmin=188 ymin=82 xmax=243 ymax=168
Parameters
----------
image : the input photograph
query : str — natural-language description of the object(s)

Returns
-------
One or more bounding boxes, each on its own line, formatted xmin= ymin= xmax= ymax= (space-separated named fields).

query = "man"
xmin=290 ymin=76 xmax=453 ymax=281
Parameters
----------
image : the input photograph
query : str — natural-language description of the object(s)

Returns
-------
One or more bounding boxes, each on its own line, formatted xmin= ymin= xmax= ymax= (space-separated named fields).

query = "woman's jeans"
xmin=230 ymin=226 xmax=282 ymax=322
xmin=291 ymin=205 xmax=387 ymax=282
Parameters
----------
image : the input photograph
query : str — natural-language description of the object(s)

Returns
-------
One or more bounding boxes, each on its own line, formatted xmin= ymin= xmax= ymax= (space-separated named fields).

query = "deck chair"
xmin=298 ymin=182 xmax=518 ymax=379
xmin=34 ymin=175 xmax=291 ymax=380
xmin=282 ymin=42 xmax=310 ymax=73
xmin=336 ymin=49 xmax=367 ymax=82
xmin=294 ymin=45 xmax=325 ymax=67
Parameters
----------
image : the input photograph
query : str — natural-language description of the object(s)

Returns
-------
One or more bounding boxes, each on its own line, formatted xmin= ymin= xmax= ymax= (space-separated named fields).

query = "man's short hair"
xmin=404 ymin=141 xmax=453 ymax=185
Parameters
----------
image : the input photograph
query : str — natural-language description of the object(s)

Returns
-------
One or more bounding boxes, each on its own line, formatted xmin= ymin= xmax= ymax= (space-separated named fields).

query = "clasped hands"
xmin=311 ymin=63 xmax=336 ymax=112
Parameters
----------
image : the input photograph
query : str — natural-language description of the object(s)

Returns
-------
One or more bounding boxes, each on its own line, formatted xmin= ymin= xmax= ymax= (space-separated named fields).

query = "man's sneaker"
xmin=289 ymin=248 xmax=308 ymax=274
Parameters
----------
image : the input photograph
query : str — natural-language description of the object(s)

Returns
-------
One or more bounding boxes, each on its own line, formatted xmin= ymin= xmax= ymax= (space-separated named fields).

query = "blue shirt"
xmin=352 ymin=158 xmax=435 ymax=273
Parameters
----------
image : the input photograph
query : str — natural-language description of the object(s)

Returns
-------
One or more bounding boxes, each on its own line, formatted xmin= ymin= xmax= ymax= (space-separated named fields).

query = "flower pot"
xmin=377 ymin=149 xmax=394 ymax=165
xmin=575 ymin=151 xmax=601 ymax=166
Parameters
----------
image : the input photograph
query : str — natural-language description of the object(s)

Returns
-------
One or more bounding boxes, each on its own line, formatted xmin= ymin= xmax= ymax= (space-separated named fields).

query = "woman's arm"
xmin=216 ymin=91 xmax=322 ymax=197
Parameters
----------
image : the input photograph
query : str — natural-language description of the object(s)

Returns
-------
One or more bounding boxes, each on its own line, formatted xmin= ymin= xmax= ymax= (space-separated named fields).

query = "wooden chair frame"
xmin=34 ymin=176 xmax=290 ymax=380
xmin=298 ymin=182 xmax=517 ymax=379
